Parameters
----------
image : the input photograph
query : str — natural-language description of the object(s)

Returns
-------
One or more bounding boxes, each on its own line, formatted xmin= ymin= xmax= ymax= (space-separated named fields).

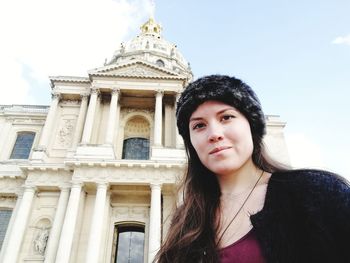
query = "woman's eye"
xmin=192 ymin=123 xmax=205 ymax=130
xmin=221 ymin=115 xmax=235 ymax=121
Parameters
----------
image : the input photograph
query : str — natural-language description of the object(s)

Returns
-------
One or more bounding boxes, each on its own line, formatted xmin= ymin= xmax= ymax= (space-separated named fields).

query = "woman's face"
xmin=189 ymin=100 xmax=254 ymax=177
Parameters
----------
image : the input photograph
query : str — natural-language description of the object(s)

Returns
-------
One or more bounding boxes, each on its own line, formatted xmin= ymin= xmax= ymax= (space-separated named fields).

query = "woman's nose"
xmin=208 ymin=124 xmax=224 ymax=142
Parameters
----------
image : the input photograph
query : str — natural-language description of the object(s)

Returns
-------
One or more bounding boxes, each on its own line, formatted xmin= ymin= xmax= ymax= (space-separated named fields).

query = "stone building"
xmin=0 ymin=17 xmax=289 ymax=263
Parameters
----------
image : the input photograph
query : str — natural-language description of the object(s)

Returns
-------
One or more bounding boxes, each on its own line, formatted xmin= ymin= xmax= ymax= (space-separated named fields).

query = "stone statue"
xmin=34 ymin=228 xmax=49 ymax=255
xmin=120 ymin=43 xmax=125 ymax=54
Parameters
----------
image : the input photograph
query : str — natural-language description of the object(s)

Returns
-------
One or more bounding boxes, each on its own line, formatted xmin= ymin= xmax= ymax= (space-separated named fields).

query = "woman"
xmin=155 ymin=75 xmax=350 ymax=263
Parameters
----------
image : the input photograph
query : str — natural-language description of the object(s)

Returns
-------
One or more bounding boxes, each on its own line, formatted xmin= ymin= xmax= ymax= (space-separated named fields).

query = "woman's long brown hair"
xmin=154 ymin=124 xmax=288 ymax=263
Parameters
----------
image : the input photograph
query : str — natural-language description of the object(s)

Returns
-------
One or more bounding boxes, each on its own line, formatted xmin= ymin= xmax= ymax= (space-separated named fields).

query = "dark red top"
xmin=219 ymin=230 xmax=266 ymax=263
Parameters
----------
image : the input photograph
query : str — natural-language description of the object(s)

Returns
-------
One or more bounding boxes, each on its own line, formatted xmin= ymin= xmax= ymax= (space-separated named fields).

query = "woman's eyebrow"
xmin=189 ymin=116 xmax=203 ymax=122
xmin=189 ymin=107 xmax=237 ymax=122
xmin=217 ymin=107 xmax=236 ymax=114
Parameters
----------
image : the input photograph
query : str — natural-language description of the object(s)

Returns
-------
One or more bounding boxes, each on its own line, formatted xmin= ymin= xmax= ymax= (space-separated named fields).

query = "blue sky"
xmin=0 ymin=0 xmax=349 ymax=178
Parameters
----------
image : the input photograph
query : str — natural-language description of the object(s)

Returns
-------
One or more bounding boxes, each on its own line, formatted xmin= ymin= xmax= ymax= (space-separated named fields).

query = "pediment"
xmin=89 ymin=61 xmax=179 ymax=78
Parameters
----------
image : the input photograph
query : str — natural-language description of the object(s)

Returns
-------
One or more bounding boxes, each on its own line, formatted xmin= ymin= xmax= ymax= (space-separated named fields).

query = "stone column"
xmin=153 ymin=90 xmax=163 ymax=146
xmin=148 ymin=184 xmax=162 ymax=263
xmin=164 ymin=104 xmax=172 ymax=147
xmin=72 ymin=94 xmax=89 ymax=148
xmin=162 ymin=193 xmax=174 ymax=239
xmin=37 ymin=93 xmax=60 ymax=151
xmin=2 ymin=186 xmax=36 ymax=263
xmin=44 ymin=186 xmax=70 ymax=263
xmin=175 ymin=92 xmax=184 ymax=148
xmin=86 ymin=182 xmax=108 ymax=263
xmin=0 ymin=194 xmax=22 ymax=262
xmin=105 ymin=88 xmax=120 ymax=145
xmin=55 ymin=182 xmax=83 ymax=263
xmin=81 ymin=88 xmax=99 ymax=144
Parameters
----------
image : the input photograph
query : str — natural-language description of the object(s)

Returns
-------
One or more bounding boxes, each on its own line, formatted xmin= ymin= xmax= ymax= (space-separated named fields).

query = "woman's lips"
xmin=209 ymin=146 xmax=231 ymax=154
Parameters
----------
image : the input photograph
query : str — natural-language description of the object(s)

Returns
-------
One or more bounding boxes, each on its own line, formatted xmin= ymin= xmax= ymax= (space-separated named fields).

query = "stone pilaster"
xmin=175 ymin=92 xmax=184 ymax=148
xmin=0 ymin=194 xmax=22 ymax=262
xmin=148 ymin=183 xmax=162 ymax=263
xmin=105 ymin=88 xmax=120 ymax=145
xmin=72 ymin=94 xmax=89 ymax=148
xmin=81 ymin=88 xmax=99 ymax=144
xmin=55 ymin=182 xmax=83 ymax=263
xmin=2 ymin=186 xmax=36 ymax=263
xmin=44 ymin=186 xmax=70 ymax=263
xmin=86 ymin=182 xmax=109 ymax=263
xmin=154 ymin=90 xmax=164 ymax=146
xmin=37 ymin=93 xmax=61 ymax=151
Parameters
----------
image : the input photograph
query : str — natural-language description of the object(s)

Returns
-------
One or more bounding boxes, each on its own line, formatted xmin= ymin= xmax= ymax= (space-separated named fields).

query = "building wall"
xmin=0 ymin=86 xmax=289 ymax=263
xmin=0 ymin=19 xmax=290 ymax=261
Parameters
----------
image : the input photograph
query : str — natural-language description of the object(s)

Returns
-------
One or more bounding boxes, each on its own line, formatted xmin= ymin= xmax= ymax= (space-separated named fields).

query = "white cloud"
xmin=0 ymin=0 xmax=153 ymax=105
xmin=332 ymin=35 xmax=350 ymax=45
xmin=285 ymin=132 xmax=327 ymax=170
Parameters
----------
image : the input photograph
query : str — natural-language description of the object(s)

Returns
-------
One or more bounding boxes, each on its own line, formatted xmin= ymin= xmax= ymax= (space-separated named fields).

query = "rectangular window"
xmin=10 ymin=132 xmax=35 ymax=159
xmin=0 ymin=209 xmax=12 ymax=250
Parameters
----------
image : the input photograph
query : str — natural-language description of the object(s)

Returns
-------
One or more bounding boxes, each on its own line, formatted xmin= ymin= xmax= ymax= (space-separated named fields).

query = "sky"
xmin=0 ymin=0 xmax=349 ymax=179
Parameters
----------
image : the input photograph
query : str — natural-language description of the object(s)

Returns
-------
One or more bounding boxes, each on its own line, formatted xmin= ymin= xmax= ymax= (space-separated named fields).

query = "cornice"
xmin=89 ymin=73 xmax=187 ymax=81
xmin=49 ymin=76 xmax=90 ymax=84
xmin=19 ymin=163 xmax=71 ymax=172
xmin=90 ymin=60 xmax=179 ymax=75
xmin=64 ymin=159 xmax=186 ymax=169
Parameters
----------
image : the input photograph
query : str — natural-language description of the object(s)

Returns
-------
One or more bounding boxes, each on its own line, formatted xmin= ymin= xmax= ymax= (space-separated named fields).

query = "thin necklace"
xmin=216 ymin=170 xmax=264 ymax=247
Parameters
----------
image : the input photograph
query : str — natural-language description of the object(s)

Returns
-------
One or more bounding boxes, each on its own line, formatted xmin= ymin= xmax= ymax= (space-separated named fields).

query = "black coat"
xmin=250 ymin=169 xmax=350 ymax=263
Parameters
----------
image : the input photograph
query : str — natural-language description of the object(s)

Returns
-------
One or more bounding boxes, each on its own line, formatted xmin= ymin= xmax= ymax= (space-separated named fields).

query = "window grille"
xmin=10 ymin=132 xmax=35 ymax=159
xmin=122 ymin=138 xmax=149 ymax=160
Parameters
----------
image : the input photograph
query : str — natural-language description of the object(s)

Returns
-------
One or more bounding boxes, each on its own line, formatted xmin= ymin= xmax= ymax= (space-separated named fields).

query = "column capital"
xmin=175 ymin=90 xmax=182 ymax=100
xmin=150 ymin=183 xmax=162 ymax=191
xmin=80 ymin=93 xmax=89 ymax=101
xmin=22 ymin=184 xmax=37 ymax=193
xmin=58 ymin=185 xmax=71 ymax=192
xmin=90 ymin=88 xmax=100 ymax=95
xmin=51 ymin=92 xmax=61 ymax=100
xmin=96 ymin=181 xmax=109 ymax=190
xmin=111 ymin=88 xmax=121 ymax=96
xmin=155 ymin=89 xmax=164 ymax=96
xmin=70 ymin=181 xmax=84 ymax=189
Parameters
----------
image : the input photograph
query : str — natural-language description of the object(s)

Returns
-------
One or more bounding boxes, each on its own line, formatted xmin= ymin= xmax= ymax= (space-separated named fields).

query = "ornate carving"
xmin=0 ymin=178 xmax=25 ymax=194
xmin=155 ymin=89 xmax=164 ymax=97
xmin=113 ymin=205 xmax=148 ymax=221
xmin=53 ymin=118 xmax=76 ymax=149
xmin=51 ymin=93 xmax=61 ymax=100
xmin=91 ymin=88 xmax=100 ymax=95
xmin=80 ymin=93 xmax=89 ymax=101
xmin=60 ymin=100 xmax=80 ymax=105
xmin=111 ymin=88 xmax=121 ymax=96
xmin=33 ymin=227 xmax=50 ymax=255
xmin=112 ymin=65 xmax=163 ymax=77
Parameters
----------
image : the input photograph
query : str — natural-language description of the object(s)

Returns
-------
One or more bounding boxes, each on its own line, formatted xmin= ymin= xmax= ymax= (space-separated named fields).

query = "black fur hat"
xmin=176 ymin=75 xmax=266 ymax=141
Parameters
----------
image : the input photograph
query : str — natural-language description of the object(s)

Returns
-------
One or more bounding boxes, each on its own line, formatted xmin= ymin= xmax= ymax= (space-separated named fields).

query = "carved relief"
xmin=33 ymin=228 xmax=49 ymax=255
xmin=54 ymin=118 xmax=76 ymax=149
xmin=121 ymin=108 xmax=154 ymax=117
xmin=0 ymin=178 xmax=24 ymax=194
xmin=32 ymin=218 xmax=51 ymax=256
xmin=124 ymin=116 xmax=150 ymax=139
xmin=60 ymin=100 xmax=80 ymax=105
xmin=0 ymin=195 xmax=17 ymax=208
xmin=113 ymin=205 xmax=149 ymax=221
xmin=107 ymin=65 xmax=169 ymax=77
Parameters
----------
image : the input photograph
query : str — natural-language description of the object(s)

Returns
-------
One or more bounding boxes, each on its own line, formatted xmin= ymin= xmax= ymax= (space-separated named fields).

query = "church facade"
xmin=0 ymin=18 xmax=289 ymax=263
